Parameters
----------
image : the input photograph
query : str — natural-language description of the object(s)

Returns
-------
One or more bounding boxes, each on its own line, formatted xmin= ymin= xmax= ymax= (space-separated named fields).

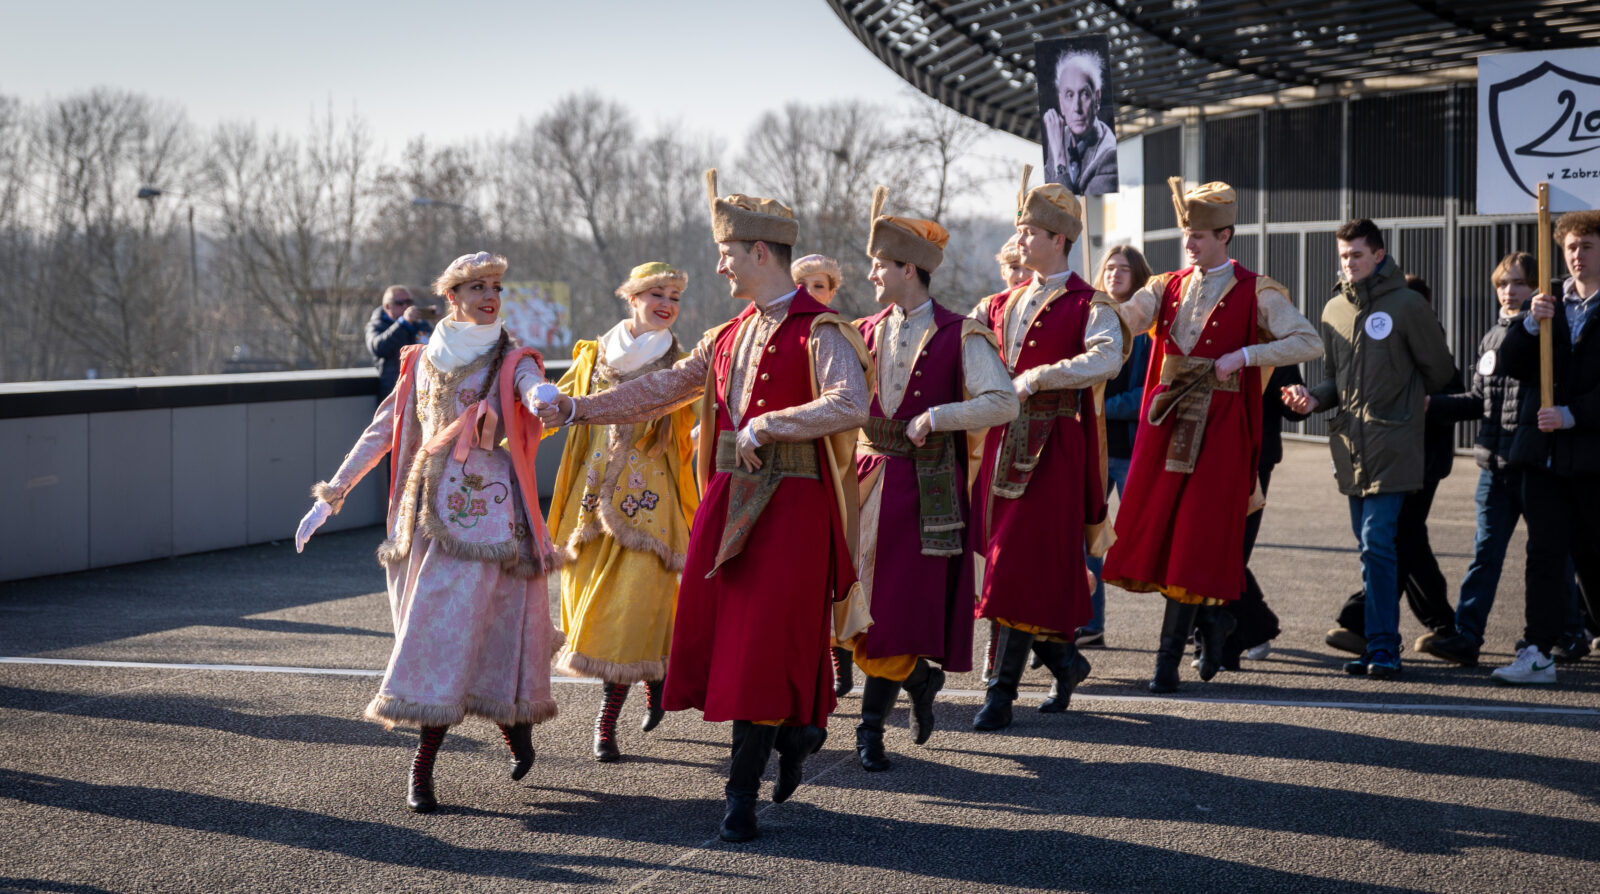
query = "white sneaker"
xmin=1491 ymin=645 xmax=1557 ymax=685
xmin=1244 ymin=641 xmax=1273 ymax=661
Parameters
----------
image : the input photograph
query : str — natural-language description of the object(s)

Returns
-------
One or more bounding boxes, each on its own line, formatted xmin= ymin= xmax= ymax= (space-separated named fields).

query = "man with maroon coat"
xmin=1103 ymin=179 xmax=1320 ymax=693
xmin=845 ymin=187 xmax=1019 ymax=770
xmin=537 ymin=170 xmax=871 ymax=842
xmin=967 ymin=168 xmax=1126 ymax=732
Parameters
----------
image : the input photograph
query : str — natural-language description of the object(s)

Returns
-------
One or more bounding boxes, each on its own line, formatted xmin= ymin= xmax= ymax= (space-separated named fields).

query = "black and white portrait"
xmin=1036 ymin=36 xmax=1119 ymax=196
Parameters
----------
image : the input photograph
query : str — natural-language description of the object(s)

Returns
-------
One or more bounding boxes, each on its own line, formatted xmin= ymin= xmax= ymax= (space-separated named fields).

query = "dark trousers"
xmin=1521 ymin=467 xmax=1600 ymax=652
xmin=1336 ymin=478 xmax=1456 ymax=636
xmin=1228 ymin=468 xmax=1280 ymax=651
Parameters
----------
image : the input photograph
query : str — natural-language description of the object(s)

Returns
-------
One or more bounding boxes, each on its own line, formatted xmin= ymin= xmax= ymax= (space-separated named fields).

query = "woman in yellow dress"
xmin=546 ymin=262 xmax=699 ymax=761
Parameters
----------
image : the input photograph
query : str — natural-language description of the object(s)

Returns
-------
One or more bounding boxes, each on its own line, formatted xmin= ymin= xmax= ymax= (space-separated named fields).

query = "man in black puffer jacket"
xmin=1488 ymin=211 xmax=1600 ymax=686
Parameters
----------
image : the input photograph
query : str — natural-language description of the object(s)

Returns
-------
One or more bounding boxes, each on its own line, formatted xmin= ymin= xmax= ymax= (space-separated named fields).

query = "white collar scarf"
xmin=425 ymin=317 xmax=504 ymax=374
xmin=599 ymin=320 xmax=673 ymax=374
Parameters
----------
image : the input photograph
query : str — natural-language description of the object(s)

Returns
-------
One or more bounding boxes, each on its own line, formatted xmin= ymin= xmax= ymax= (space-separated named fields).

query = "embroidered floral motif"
xmin=581 ymin=493 xmax=600 ymax=512
xmin=586 ymin=468 xmax=600 ymax=487
xmin=639 ymin=490 xmax=660 ymax=511
xmin=621 ymin=494 xmax=641 ymax=517
xmin=445 ymin=459 xmax=509 ymax=529
xmin=628 ymin=472 xmax=646 ymax=489
xmin=513 ymin=522 xmax=530 ymax=539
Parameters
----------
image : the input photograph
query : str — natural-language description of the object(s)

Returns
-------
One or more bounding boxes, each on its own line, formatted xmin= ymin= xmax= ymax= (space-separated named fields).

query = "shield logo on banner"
xmin=1488 ymin=61 xmax=1600 ymax=201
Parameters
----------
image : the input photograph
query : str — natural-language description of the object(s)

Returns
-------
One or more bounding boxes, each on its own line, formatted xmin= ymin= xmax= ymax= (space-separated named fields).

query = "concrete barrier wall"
xmin=0 ymin=363 xmax=571 ymax=583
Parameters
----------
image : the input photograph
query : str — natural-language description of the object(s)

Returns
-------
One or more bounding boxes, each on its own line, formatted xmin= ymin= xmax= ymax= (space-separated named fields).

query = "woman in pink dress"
xmin=295 ymin=251 xmax=563 ymax=813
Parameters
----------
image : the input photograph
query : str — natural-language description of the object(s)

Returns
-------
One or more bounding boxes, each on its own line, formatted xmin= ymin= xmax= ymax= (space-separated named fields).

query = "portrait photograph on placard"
xmin=1035 ymin=35 xmax=1119 ymax=196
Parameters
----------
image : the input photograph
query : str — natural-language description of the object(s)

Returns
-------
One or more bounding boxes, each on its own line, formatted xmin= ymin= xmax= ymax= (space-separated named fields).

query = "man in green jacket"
xmin=1283 ymin=219 xmax=1456 ymax=678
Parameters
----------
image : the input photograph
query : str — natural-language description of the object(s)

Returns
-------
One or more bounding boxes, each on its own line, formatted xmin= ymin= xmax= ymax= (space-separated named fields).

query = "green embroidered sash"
xmin=708 ymin=430 xmax=821 ymax=577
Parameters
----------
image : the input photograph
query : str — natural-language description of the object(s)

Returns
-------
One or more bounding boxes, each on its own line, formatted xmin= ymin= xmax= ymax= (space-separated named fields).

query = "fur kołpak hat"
xmin=433 ymin=251 xmax=509 ymax=296
xmin=1015 ymin=164 xmax=1083 ymax=243
xmin=791 ymin=254 xmax=842 ymax=290
xmin=615 ymin=261 xmax=689 ymax=300
xmin=704 ymin=168 xmax=798 ymax=247
xmin=1168 ymin=178 xmax=1237 ymax=231
xmin=866 ymin=186 xmax=949 ymax=273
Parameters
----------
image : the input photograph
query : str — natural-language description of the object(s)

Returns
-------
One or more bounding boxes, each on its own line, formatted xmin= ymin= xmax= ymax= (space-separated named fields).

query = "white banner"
xmin=1478 ymin=48 xmax=1600 ymax=214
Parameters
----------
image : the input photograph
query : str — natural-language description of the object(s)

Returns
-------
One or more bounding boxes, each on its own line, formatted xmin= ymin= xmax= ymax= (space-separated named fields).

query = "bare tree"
xmin=367 ymin=137 xmax=482 ymax=293
xmin=205 ymin=109 xmax=378 ymax=368
xmin=28 ymin=89 xmax=197 ymax=377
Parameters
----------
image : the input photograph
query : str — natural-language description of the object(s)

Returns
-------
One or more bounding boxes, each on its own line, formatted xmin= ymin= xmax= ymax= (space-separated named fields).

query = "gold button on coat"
xmin=760 ymin=373 xmax=769 ymax=381
xmin=756 ymin=399 xmax=766 ymax=407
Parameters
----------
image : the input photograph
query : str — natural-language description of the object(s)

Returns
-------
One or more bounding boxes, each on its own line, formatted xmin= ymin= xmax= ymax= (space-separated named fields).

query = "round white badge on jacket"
xmin=1364 ymin=312 xmax=1393 ymax=340
xmin=1477 ymin=350 xmax=1497 ymax=376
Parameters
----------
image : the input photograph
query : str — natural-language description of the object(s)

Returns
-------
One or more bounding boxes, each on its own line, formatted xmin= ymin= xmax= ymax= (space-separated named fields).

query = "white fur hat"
xmin=432 ymin=251 xmax=508 ymax=296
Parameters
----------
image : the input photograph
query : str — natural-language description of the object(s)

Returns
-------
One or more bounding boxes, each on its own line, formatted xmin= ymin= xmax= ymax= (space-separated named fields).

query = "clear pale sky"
xmin=0 ymin=0 xmax=1037 ymax=210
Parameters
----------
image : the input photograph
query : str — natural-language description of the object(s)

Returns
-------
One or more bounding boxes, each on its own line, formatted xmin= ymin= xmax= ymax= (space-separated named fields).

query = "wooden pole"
xmin=1538 ymin=182 xmax=1554 ymax=409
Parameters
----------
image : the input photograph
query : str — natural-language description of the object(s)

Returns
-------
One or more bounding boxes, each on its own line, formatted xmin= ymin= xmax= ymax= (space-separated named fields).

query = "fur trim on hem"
xmin=364 ymin=695 xmax=466 ymax=730
xmin=553 ymin=648 xmax=667 ymax=684
xmin=365 ymin=693 xmax=559 ymax=729
xmin=310 ymin=481 xmax=345 ymax=513
xmin=463 ymin=693 xmax=560 ymax=725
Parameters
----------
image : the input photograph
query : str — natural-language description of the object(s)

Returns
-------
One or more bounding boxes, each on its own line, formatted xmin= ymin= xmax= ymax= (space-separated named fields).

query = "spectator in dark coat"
xmin=367 ymin=284 xmax=433 ymax=396
xmin=1487 ymin=211 xmax=1600 ymax=685
xmin=1424 ymin=252 xmax=1588 ymax=666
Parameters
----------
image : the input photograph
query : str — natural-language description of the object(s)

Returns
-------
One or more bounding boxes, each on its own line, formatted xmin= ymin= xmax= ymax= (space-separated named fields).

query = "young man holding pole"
xmin=1489 ymin=209 xmax=1600 ymax=684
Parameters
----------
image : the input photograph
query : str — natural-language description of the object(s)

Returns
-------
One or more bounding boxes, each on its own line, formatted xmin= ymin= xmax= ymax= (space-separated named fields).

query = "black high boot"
xmin=973 ymin=625 xmax=1033 ymax=731
xmin=593 ymin=683 xmax=628 ymax=762
xmin=1194 ymin=606 xmax=1238 ymax=682
xmin=772 ymin=724 xmax=827 ymax=803
xmin=1150 ymin=601 xmax=1199 ymax=694
xmin=832 ymin=646 xmax=855 ymax=697
xmin=407 ymin=725 xmax=447 ymax=813
xmin=1036 ymin=640 xmax=1091 ymax=713
xmin=900 ymin=658 xmax=945 ymax=745
xmin=855 ymin=675 xmax=900 ymax=772
xmin=497 ymin=722 xmax=535 ymax=781
xmin=721 ymin=721 xmax=778 ymax=843
xmin=641 ymin=679 xmax=666 ymax=732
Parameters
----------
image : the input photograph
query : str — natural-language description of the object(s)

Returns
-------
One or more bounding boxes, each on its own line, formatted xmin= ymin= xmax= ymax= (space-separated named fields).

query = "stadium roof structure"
xmin=825 ymin=1 xmax=1600 ymax=139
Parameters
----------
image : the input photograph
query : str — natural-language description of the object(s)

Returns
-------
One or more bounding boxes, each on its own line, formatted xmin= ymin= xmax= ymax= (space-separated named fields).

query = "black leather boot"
xmin=772 ymin=724 xmax=827 ymax=803
xmin=832 ymin=646 xmax=855 ymax=697
xmin=855 ymin=675 xmax=900 ymax=772
xmin=900 ymin=658 xmax=945 ymax=745
xmin=407 ymin=725 xmax=447 ymax=813
xmin=497 ymin=722 xmax=535 ymax=781
xmin=973 ymin=625 xmax=1033 ymax=731
xmin=641 ymin=679 xmax=666 ymax=732
xmin=1037 ymin=640 xmax=1090 ymax=713
xmin=720 ymin=721 xmax=777 ymax=842
xmin=593 ymin=683 xmax=627 ymax=762
xmin=1195 ymin=606 xmax=1238 ymax=682
xmin=1151 ymin=601 xmax=1198 ymax=694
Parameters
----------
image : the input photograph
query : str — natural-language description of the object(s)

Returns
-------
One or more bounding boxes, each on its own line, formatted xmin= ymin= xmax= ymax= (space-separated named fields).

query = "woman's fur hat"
xmin=433 ymin=251 xmax=508 ymax=296
xmin=615 ymin=261 xmax=689 ymax=300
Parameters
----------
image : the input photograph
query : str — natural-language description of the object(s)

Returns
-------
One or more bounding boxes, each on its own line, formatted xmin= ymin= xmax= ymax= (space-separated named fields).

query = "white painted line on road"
xmin=6 ymin=656 xmax=1596 ymax=717
xmin=0 ymin=657 xmax=384 ymax=676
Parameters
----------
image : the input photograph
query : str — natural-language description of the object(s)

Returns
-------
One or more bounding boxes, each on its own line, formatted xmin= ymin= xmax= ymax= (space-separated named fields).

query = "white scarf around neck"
xmin=425 ymin=317 xmax=504 ymax=374
xmin=599 ymin=319 xmax=673 ymax=374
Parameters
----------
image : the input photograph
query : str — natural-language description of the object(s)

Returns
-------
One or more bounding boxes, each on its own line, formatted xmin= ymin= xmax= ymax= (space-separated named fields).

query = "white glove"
xmin=532 ymin=382 xmax=561 ymax=407
xmin=296 ymin=500 xmax=333 ymax=553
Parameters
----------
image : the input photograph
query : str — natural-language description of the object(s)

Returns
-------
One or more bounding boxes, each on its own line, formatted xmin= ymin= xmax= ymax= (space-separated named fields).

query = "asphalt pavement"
xmin=2 ymin=442 xmax=1596 ymax=893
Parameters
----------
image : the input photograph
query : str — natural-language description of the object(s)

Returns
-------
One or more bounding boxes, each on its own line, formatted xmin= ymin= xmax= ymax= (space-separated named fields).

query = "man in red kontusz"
xmin=537 ymin=170 xmax=871 ymax=843
xmin=1103 ymin=178 xmax=1320 ymax=693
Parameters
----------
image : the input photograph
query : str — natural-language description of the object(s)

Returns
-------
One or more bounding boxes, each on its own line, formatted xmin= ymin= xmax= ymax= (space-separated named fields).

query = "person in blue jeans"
xmin=1282 ymin=220 xmax=1456 ymax=678
xmin=1078 ymin=244 xmax=1153 ymax=648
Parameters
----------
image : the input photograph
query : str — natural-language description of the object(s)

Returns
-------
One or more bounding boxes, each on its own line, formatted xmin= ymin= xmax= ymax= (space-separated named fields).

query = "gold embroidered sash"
xmin=707 ymin=430 xmax=821 ymax=577
xmin=991 ymin=390 xmax=1080 ymax=500
xmin=1147 ymin=354 xmax=1240 ymax=474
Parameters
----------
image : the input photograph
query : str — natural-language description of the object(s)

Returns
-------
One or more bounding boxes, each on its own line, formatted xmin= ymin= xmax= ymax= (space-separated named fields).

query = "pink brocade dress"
xmin=315 ymin=347 xmax=561 ymax=729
